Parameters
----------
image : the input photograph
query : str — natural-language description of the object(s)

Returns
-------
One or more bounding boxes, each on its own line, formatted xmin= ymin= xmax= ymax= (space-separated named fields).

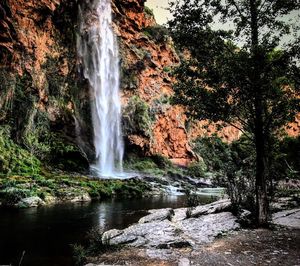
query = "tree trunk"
xmin=254 ymin=110 xmax=269 ymax=226
xmin=250 ymin=0 xmax=269 ymax=226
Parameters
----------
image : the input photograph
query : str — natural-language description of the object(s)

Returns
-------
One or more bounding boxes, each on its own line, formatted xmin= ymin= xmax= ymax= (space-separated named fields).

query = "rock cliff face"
xmin=112 ymin=0 xmax=194 ymax=164
xmin=0 ymin=0 xmax=299 ymax=168
xmin=0 ymin=0 xmax=195 ymax=166
xmin=0 ymin=0 xmax=93 ymax=163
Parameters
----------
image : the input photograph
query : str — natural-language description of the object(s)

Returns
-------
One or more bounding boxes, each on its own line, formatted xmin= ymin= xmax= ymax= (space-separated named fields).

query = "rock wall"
xmin=113 ymin=0 xmax=195 ymax=165
xmin=0 ymin=0 xmax=93 ymax=167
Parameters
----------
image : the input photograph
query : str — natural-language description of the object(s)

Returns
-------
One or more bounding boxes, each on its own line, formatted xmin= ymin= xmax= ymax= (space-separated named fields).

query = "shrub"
xmin=192 ymin=136 xmax=233 ymax=173
xmin=0 ymin=126 xmax=41 ymax=175
xmin=122 ymin=96 xmax=153 ymax=137
xmin=271 ymin=136 xmax=300 ymax=180
xmin=191 ymin=135 xmax=256 ymax=210
xmin=71 ymin=244 xmax=87 ymax=266
xmin=0 ymin=187 xmax=32 ymax=205
xmin=187 ymin=161 xmax=206 ymax=178
xmin=86 ymin=227 xmax=104 ymax=252
xmin=151 ymin=154 xmax=173 ymax=169
xmin=143 ymin=25 xmax=169 ymax=43
xmin=144 ymin=6 xmax=154 ymax=17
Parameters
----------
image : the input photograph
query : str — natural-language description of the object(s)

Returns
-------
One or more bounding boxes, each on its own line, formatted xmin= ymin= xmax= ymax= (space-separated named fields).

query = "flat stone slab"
xmin=139 ymin=208 xmax=173 ymax=223
xmin=273 ymin=208 xmax=300 ymax=229
xmin=102 ymin=199 xmax=240 ymax=249
xmin=191 ymin=199 xmax=231 ymax=217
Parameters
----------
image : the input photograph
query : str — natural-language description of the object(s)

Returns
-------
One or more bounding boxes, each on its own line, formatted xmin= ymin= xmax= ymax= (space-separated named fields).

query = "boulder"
xmin=139 ymin=208 xmax=173 ymax=223
xmin=102 ymin=220 xmax=185 ymax=247
xmin=70 ymin=192 xmax=91 ymax=202
xmin=172 ymin=208 xmax=188 ymax=222
xmin=102 ymin=200 xmax=240 ymax=249
xmin=177 ymin=212 xmax=240 ymax=244
xmin=191 ymin=199 xmax=231 ymax=217
xmin=16 ymin=196 xmax=45 ymax=208
xmin=273 ymin=208 xmax=300 ymax=229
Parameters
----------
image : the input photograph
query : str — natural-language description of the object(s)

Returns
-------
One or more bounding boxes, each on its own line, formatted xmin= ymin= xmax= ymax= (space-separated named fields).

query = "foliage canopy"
xmin=168 ymin=0 xmax=300 ymax=225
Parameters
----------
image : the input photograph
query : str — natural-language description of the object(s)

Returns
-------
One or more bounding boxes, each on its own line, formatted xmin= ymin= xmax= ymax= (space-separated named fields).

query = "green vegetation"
xmin=124 ymin=153 xmax=175 ymax=176
xmin=143 ymin=25 xmax=169 ymax=43
xmin=186 ymin=161 xmax=206 ymax=179
xmin=150 ymin=94 xmax=172 ymax=117
xmin=144 ymin=6 xmax=154 ymax=17
xmin=123 ymin=152 xmax=187 ymax=179
xmin=71 ymin=244 xmax=87 ymax=266
xmin=121 ymin=60 xmax=145 ymax=90
xmin=0 ymin=126 xmax=41 ymax=176
xmin=72 ymin=226 xmax=122 ymax=265
xmin=0 ymin=174 xmax=151 ymax=207
xmin=190 ymin=136 xmax=255 ymax=211
xmin=0 ymin=59 xmax=87 ymax=173
xmin=169 ymin=0 xmax=300 ymax=226
xmin=272 ymin=136 xmax=300 ymax=179
xmin=163 ymin=66 xmax=171 ymax=73
xmin=0 ymin=69 xmax=16 ymax=121
xmin=123 ymin=96 xmax=154 ymax=138
xmin=189 ymin=134 xmax=300 ymax=213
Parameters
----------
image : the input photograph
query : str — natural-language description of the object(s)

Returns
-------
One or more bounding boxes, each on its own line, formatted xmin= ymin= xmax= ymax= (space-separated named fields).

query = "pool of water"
xmin=0 ymin=194 xmax=217 ymax=266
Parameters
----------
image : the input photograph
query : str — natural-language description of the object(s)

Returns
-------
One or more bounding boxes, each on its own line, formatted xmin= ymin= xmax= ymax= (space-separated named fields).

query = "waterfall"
xmin=77 ymin=0 xmax=124 ymax=177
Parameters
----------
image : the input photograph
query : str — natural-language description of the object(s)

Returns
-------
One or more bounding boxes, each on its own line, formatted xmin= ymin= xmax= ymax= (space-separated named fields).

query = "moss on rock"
xmin=122 ymin=96 xmax=154 ymax=138
xmin=0 ymin=174 xmax=152 ymax=207
xmin=0 ymin=126 xmax=41 ymax=176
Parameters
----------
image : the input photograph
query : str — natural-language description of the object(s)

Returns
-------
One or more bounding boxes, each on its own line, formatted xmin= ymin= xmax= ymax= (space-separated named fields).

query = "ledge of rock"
xmin=139 ymin=208 xmax=174 ymax=223
xmin=272 ymin=208 xmax=300 ymax=229
xmin=102 ymin=199 xmax=240 ymax=249
xmin=191 ymin=199 xmax=232 ymax=217
xmin=16 ymin=196 xmax=45 ymax=208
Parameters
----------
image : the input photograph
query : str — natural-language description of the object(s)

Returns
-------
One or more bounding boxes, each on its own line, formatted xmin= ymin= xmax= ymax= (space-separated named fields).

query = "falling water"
xmin=77 ymin=0 xmax=124 ymax=177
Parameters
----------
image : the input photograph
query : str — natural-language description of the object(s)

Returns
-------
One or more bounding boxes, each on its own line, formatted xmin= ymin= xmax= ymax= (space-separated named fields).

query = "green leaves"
xmin=169 ymin=0 xmax=299 ymax=137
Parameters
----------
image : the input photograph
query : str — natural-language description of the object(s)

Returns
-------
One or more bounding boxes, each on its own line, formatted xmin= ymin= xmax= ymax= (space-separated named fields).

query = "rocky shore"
xmin=85 ymin=200 xmax=300 ymax=266
xmin=101 ymin=199 xmax=239 ymax=249
xmin=0 ymin=173 xmax=223 ymax=208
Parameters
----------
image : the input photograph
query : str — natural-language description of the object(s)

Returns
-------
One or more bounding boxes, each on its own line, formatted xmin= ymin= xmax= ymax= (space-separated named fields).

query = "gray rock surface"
xmin=172 ymin=208 xmax=188 ymax=222
xmin=178 ymin=212 xmax=240 ymax=244
xmin=102 ymin=199 xmax=240 ymax=249
xmin=139 ymin=208 xmax=173 ymax=223
xmin=16 ymin=196 xmax=45 ymax=208
xmin=191 ymin=199 xmax=231 ymax=217
xmin=70 ymin=192 xmax=91 ymax=202
xmin=273 ymin=208 xmax=300 ymax=229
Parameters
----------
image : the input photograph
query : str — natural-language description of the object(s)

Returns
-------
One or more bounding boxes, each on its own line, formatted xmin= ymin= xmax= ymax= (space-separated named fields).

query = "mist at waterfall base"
xmin=78 ymin=0 xmax=130 ymax=179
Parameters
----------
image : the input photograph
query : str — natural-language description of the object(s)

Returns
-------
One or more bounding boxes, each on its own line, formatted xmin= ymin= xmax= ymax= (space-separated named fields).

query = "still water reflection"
xmin=0 ymin=196 xmax=192 ymax=266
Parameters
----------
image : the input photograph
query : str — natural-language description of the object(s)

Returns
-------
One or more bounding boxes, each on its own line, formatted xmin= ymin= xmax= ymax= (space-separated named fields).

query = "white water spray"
xmin=77 ymin=0 xmax=124 ymax=177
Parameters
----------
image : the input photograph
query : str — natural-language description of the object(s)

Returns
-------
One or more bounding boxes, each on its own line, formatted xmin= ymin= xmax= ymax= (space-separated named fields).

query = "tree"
xmin=168 ymin=0 xmax=300 ymax=226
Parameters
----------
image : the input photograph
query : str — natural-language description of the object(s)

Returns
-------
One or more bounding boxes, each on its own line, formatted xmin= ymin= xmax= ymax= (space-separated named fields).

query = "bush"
xmin=271 ymin=136 xmax=300 ymax=180
xmin=151 ymin=154 xmax=173 ymax=169
xmin=192 ymin=136 xmax=233 ymax=173
xmin=144 ymin=6 xmax=154 ymax=17
xmin=187 ymin=161 xmax=206 ymax=178
xmin=122 ymin=96 xmax=153 ymax=137
xmin=0 ymin=126 xmax=41 ymax=175
xmin=0 ymin=187 xmax=32 ymax=205
xmin=191 ymin=135 xmax=256 ymax=210
xmin=86 ymin=227 xmax=104 ymax=252
xmin=71 ymin=244 xmax=87 ymax=266
xmin=143 ymin=25 xmax=169 ymax=43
